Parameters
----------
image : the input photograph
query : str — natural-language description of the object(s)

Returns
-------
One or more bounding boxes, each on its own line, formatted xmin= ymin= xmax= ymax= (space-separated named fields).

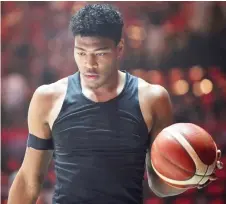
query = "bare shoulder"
xmin=137 ymin=77 xmax=171 ymax=132
xmin=33 ymin=78 xmax=68 ymax=104
xmin=138 ymin=77 xmax=173 ymax=136
xmin=34 ymin=78 xmax=67 ymax=97
xmin=138 ymin=77 xmax=170 ymax=103
xmin=28 ymin=77 xmax=69 ymax=133
xmin=29 ymin=77 xmax=68 ymax=120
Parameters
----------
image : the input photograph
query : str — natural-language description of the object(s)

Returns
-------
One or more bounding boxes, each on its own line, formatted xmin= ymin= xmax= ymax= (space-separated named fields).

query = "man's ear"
xmin=117 ymin=39 xmax=124 ymax=59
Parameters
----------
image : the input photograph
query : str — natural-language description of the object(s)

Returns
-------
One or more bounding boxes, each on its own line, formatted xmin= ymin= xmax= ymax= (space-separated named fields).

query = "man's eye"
xmin=96 ymin=53 xmax=106 ymax=56
xmin=77 ymin=52 xmax=86 ymax=56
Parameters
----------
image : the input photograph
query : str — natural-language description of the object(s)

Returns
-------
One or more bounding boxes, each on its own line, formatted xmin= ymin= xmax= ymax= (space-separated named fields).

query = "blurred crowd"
xmin=1 ymin=1 xmax=226 ymax=204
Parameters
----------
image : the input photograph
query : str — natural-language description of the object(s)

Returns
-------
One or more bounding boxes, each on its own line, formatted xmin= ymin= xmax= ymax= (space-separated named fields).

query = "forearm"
xmin=146 ymin=155 xmax=187 ymax=197
xmin=8 ymin=171 xmax=41 ymax=204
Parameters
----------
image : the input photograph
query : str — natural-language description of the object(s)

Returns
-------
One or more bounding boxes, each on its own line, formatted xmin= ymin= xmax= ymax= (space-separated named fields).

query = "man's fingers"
xmin=209 ymin=174 xmax=217 ymax=181
xmin=217 ymin=150 xmax=221 ymax=160
xmin=217 ymin=161 xmax=223 ymax=170
xmin=198 ymin=180 xmax=212 ymax=189
xmin=197 ymin=149 xmax=223 ymax=190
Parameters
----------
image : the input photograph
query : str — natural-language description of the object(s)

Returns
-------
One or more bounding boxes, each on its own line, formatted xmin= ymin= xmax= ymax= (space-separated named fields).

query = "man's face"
xmin=74 ymin=36 xmax=123 ymax=89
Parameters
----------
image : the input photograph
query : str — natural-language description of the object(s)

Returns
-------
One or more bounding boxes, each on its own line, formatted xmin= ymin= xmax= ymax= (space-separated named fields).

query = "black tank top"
xmin=52 ymin=71 xmax=149 ymax=204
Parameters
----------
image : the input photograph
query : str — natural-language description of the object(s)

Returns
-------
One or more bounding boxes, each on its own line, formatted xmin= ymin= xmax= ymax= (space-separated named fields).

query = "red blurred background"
xmin=1 ymin=1 xmax=226 ymax=204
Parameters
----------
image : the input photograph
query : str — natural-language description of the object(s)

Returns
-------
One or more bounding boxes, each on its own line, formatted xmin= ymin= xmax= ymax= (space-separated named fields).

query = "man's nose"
xmin=86 ymin=54 xmax=97 ymax=68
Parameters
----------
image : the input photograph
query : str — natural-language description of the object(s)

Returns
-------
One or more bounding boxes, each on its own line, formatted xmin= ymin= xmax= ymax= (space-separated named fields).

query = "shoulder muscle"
xmin=138 ymin=79 xmax=173 ymax=138
xmin=149 ymin=84 xmax=173 ymax=139
xmin=28 ymin=78 xmax=68 ymax=138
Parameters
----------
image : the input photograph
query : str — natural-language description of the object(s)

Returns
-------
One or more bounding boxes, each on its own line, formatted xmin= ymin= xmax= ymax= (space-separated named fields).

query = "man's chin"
xmin=85 ymin=80 xmax=103 ymax=90
xmin=83 ymin=75 xmax=111 ymax=90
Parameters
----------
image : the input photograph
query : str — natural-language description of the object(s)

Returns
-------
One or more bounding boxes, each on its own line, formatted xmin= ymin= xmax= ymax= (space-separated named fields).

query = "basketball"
xmin=150 ymin=123 xmax=218 ymax=188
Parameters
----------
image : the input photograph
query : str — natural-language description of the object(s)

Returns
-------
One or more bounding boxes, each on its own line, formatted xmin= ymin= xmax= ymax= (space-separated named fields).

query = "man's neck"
xmin=91 ymin=71 xmax=120 ymax=95
xmin=81 ymin=71 xmax=126 ymax=103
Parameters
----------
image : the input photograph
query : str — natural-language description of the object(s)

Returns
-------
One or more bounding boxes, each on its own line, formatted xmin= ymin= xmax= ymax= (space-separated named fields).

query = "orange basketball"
xmin=150 ymin=123 xmax=218 ymax=188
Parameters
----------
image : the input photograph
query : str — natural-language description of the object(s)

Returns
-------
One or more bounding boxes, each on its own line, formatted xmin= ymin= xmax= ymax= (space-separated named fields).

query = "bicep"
xmin=28 ymin=86 xmax=52 ymax=139
xmin=150 ymin=86 xmax=173 ymax=141
xmin=20 ymin=87 xmax=53 ymax=183
xmin=147 ymin=86 xmax=173 ymax=164
xmin=146 ymin=86 xmax=186 ymax=196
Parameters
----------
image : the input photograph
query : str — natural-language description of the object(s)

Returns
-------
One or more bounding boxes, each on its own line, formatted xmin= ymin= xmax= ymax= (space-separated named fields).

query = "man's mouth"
xmin=84 ymin=73 xmax=99 ymax=79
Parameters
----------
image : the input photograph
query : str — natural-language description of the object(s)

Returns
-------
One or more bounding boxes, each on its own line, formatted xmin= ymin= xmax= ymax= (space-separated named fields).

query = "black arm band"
xmin=27 ymin=133 xmax=54 ymax=150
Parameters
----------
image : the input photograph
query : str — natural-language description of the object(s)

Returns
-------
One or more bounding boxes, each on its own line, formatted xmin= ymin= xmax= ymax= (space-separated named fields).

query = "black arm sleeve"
xmin=27 ymin=133 xmax=54 ymax=150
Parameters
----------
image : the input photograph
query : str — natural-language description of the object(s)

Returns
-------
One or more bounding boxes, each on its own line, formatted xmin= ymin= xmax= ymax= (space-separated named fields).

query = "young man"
xmin=8 ymin=4 xmax=222 ymax=204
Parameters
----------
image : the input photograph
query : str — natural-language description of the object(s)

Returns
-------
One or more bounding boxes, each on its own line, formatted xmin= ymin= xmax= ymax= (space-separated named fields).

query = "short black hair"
xmin=69 ymin=4 xmax=124 ymax=45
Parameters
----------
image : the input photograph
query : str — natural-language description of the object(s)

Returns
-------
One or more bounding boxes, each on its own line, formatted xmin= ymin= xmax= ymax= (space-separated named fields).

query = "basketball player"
xmin=8 ymin=4 xmax=223 ymax=204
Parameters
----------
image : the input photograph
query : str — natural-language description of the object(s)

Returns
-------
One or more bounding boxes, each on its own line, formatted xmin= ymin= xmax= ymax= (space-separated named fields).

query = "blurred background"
xmin=1 ymin=1 xmax=226 ymax=204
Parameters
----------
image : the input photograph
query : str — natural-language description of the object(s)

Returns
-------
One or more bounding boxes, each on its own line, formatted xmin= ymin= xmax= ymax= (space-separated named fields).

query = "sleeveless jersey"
xmin=51 ymin=71 xmax=149 ymax=204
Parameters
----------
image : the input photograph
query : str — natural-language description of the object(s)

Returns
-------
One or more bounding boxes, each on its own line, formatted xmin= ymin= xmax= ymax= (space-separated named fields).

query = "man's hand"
xmin=197 ymin=150 xmax=223 ymax=189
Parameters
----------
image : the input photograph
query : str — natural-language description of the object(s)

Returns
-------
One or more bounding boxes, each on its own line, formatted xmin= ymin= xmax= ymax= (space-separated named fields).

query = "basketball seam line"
xmin=177 ymin=132 xmax=211 ymax=179
xmin=166 ymin=128 xmax=209 ymax=171
xmin=160 ymin=131 xmax=196 ymax=173
xmin=154 ymin=140 xmax=194 ymax=180
xmin=171 ymin=126 xmax=195 ymax=156
xmin=197 ymin=164 xmax=210 ymax=185
xmin=169 ymin=126 xmax=208 ymax=169
xmin=178 ymin=127 xmax=215 ymax=166
xmin=168 ymin=128 xmax=211 ymax=184
xmin=178 ymin=131 xmax=213 ymax=178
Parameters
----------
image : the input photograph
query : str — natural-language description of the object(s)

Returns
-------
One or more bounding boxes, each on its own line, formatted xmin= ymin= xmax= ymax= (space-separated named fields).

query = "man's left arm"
xmin=145 ymin=85 xmax=223 ymax=197
xmin=145 ymin=85 xmax=188 ymax=197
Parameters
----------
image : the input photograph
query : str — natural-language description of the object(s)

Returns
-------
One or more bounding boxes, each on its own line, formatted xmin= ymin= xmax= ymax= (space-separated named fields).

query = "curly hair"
xmin=69 ymin=4 xmax=124 ymax=45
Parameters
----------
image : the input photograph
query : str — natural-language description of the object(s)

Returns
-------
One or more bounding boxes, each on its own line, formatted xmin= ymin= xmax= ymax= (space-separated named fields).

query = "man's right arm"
xmin=146 ymin=85 xmax=187 ymax=197
xmin=8 ymin=85 xmax=54 ymax=204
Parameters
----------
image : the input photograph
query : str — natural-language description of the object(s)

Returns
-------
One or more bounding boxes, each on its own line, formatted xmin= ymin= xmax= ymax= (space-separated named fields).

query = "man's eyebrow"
xmin=94 ymin=47 xmax=110 ymax=51
xmin=74 ymin=46 xmax=110 ymax=51
xmin=74 ymin=46 xmax=85 ymax=50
